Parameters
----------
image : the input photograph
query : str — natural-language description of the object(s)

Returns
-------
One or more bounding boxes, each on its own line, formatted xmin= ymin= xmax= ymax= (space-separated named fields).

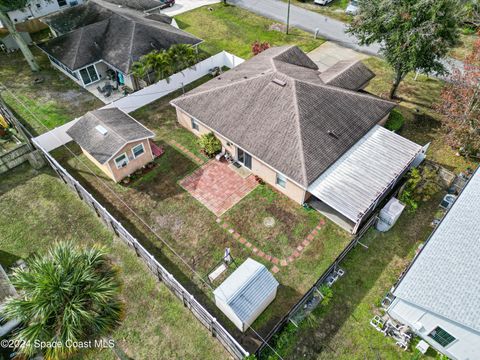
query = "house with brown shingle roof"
xmin=171 ymin=46 xmax=424 ymax=233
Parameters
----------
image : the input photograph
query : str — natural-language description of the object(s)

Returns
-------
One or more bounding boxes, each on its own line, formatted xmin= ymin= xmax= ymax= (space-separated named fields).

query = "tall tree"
xmin=0 ymin=0 xmax=40 ymax=72
xmin=2 ymin=242 xmax=123 ymax=360
xmin=348 ymin=0 xmax=461 ymax=99
xmin=436 ymin=33 xmax=480 ymax=157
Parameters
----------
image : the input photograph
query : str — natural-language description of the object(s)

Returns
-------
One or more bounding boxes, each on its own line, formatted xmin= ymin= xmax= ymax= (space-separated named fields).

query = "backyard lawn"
xmin=0 ymin=164 xmax=228 ymax=360
xmin=260 ymin=190 xmax=443 ymax=360
xmin=50 ymin=82 xmax=352 ymax=346
xmin=0 ymin=48 xmax=102 ymax=136
xmin=175 ymin=4 xmax=324 ymax=59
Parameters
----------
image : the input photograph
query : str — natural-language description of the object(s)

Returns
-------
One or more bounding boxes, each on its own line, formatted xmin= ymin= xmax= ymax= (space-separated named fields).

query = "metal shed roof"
xmin=214 ymin=258 xmax=279 ymax=323
xmin=308 ymin=125 xmax=422 ymax=222
xmin=393 ymin=169 xmax=480 ymax=332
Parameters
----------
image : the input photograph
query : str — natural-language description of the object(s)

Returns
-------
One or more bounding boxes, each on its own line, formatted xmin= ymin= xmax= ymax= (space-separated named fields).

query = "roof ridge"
xmin=291 ymin=79 xmax=309 ymax=187
xmin=296 ymin=78 xmax=395 ymax=106
xmin=171 ymin=71 xmax=272 ymax=103
xmin=126 ymin=20 xmax=137 ymax=72
xmin=71 ymin=27 xmax=86 ymax=69
xmin=90 ymin=110 xmax=127 ymax=142
xmin=321 ymin=59 xmax=361 ymax=82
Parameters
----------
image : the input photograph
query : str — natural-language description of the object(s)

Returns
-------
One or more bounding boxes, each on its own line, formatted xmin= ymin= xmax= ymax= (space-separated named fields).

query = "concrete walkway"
xmin=163 ymin=0 xmax=220 ymax=16
xmin=308 ymin=42 xmax=367 ymax=71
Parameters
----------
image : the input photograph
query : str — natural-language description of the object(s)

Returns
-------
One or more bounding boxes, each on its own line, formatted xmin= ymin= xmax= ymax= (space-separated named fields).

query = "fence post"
xmin=211 ymin=318 xmax=217 ymax=338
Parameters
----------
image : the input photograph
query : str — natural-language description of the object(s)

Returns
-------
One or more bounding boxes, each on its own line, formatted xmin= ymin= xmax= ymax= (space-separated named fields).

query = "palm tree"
xmin=167 ymin=44 xmax=197 ymax=73
xmin=2 ymin=242 xmax=123 ymax=360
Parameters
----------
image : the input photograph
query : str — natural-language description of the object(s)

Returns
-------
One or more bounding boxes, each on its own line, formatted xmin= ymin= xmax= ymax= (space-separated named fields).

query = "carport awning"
xmin=307 ymin=125 xmax=422 ymax=223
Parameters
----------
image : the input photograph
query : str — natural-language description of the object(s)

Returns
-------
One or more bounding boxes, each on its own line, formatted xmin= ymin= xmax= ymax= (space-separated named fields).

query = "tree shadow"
xmin=0 ymin=250 xmax=21 ymax=268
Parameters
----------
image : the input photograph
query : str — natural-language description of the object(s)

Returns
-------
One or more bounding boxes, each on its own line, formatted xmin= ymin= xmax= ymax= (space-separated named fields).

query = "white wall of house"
xmin=2 ymin=0 xmax=84 ymax=25
xmin=388 ymin=298 xmax=480 ymax=360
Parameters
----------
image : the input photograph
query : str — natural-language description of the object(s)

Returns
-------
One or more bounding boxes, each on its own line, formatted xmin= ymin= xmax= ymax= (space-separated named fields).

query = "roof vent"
xmin=272 ymin=78 xmax=286 ymax=87
xmin=327 ymin=130 xmax=339 ymax=139
xmin=95 ymin=125 xmax=108 ymax=136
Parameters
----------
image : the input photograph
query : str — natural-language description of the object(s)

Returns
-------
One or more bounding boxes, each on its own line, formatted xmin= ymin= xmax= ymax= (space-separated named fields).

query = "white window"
xmin=132 ymin=143 xmax=145 ymax=159
xmin=276 ymin=173 xmax=287 ymax=188
xmin=191 ymin=118 xmax=199 ymax=131
xmin=114 ymin=153 xmax=129 ymax=169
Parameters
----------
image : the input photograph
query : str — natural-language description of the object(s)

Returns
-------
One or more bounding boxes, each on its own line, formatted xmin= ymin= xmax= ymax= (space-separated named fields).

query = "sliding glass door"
xmin=237 ymin=148 xmax=252 ymax=169
xmin=79 ymin=65 xmax=99 ymax=85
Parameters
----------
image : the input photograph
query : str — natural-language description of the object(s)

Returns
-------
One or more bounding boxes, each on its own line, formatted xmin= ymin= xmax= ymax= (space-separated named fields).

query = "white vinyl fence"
xmin=103 ymin=51 xmax=244 ymax=113
xmin=32 ymin=51 xmax=244 ymax=152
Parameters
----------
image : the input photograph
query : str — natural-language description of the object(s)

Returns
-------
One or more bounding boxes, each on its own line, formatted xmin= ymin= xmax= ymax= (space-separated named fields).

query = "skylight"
xmin=95 ymin=125 xmax=108 ymax=135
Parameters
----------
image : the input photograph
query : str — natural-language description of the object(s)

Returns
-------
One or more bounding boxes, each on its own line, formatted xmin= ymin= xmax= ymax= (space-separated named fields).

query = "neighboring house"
xmin=213 ymin=258 xmax=279 ymax=332
xmin=0 ymin=32 xmax=32 ymax=52
xmin=39 ymin=1 xmax=201 ymax=92
xmin=388 ymin=169 xmax=480 ymax=360
xmin=0 ymin=0 xmax=84 ymax=27
xmin=66 ymin=108 xmax=156 ymax=182
xmin=170 ymin=46 xmax=423 ymax=233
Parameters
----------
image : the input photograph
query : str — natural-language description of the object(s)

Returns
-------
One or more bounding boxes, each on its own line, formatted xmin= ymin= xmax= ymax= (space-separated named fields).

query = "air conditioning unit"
xmin=376 ymin=198 xmax=405 ymax=232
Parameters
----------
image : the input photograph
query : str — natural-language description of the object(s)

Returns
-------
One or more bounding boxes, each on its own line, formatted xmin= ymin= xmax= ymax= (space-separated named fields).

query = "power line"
xmin=1 ymin=82 xmax=285 ymax=360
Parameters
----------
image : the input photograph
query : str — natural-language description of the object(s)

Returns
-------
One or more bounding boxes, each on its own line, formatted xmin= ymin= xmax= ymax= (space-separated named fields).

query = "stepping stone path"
xmin=216 ymin=217 xmax=327 ymax=273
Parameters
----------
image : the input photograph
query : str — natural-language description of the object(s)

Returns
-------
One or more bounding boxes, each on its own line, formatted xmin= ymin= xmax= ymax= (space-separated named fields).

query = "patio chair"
xmin=97 ymin=86 xmax=105 ymax=94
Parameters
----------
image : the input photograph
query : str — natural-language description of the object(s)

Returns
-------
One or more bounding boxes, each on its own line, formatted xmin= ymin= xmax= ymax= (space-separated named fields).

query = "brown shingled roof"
xmin=171 ymin=46 xmax=395 ymax=187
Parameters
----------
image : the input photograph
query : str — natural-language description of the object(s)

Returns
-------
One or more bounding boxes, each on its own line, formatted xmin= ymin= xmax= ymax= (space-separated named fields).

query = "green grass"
xmin=0 ymin=47 xmax=102 ymax=136
xmin=51 ymin=82 xmax=352 ymax=339
xmin=222 ymin=185 xmax=323 ymax=258
xmin=363 ymin=57 xmax=477 ymax=174
xmin=175 ymin=4 xmax=325 ymax=59
xmin=260 ymin=191 xmax=444 ymax=360
xmin=0 ymin=164 xmax=228 ymax=360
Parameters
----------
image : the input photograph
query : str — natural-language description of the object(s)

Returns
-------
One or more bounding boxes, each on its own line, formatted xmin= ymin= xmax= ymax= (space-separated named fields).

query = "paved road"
xmin=230 ymin=0 xmax=380 ymax=55
xmin=229 ymin=0 xmax=463 ymax=76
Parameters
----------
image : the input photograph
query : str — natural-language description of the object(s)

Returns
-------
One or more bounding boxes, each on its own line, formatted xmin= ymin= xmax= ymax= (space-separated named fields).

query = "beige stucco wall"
xmin=82 ymin=148 xmax=114 ymax=180
xmin=83 ymin=139 xmax=153 ymax=182
xmin=175 ymin=108 xmax=307 ymax=204
xmin=107 ymin=139 xmax=154 ymax=182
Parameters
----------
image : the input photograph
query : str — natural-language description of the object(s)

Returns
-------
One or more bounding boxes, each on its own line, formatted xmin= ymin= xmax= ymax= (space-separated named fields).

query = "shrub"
xmin=319 ymin=284 xmax=333 ymax=307
xmin=385 ymin=109 xmax=405 ymax=132
xmin=400 ymin=166 xmax=441 ymax=212
xmin=252 ymin=40 xmax=271 ymax=55
xmin=198 ymin=132 xmax=222 ymax=157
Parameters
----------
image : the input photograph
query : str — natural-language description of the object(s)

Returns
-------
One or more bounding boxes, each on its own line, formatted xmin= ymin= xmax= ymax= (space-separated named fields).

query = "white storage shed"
xmin=213 ymin=258 xmax=279 ymax=332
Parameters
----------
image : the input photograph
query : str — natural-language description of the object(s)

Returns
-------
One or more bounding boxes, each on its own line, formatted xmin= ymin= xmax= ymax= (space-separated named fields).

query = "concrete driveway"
xmin=162 ymin=0 xmax=220 ymax=16
xmin=308 ymin=41 xmax=368 ymax=72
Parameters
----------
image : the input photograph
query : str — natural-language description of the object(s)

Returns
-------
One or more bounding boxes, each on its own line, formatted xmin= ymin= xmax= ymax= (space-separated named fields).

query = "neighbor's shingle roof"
xmin=102 ymin=0 xmax=165 ymax=11
xmin=319 ymin=60 xmax=375 ymax=90
xmin=393 ymin=169 xmax=480 ymax=333
xmin=171 ymin=46 xmax=395 ymax=187
xmin=40 ymin=3 xmax=201 ymax=74
xmin=66 ymin=108 xmax=154 ymax=164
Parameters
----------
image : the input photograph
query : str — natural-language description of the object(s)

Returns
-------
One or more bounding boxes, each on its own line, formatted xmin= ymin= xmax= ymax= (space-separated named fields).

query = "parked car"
xmin=345 ymin=0 xmax=359 ymax=15
xmin=314 ymin=0 xmax=333 ymax=5
xmin=158 ymin=0 xmax=175 ymax=8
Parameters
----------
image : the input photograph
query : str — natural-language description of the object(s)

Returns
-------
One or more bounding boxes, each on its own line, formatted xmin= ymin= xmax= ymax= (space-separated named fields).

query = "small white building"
xmin=0 ymin=0 xmax=84 ymax=27
xmin=388 ymin=169 xmax=480 ymax=360
xmin=213 ymin=258 xmax=279 ymax=332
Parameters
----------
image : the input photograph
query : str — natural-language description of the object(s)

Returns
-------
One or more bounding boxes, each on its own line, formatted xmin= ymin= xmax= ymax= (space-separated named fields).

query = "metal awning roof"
xmin=308 ymin=125 xmax=422 ymax=223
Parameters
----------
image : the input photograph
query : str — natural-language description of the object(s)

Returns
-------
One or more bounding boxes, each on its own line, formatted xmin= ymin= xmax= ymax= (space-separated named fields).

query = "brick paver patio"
xmin=179 ymin=160 xmax=258 ymax=216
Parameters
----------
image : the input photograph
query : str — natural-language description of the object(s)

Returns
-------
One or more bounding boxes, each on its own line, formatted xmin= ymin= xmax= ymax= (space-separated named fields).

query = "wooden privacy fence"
xmin=255 ymin=214 xmax=379 ymax=358
xmin=32 ymin=139 xmax=249 ymax=360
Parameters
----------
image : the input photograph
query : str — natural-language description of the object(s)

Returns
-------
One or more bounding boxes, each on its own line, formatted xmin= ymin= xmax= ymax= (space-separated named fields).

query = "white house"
xmin=0 ymin=0 xmax=84 ymax=27
xmin=388 ymin=169 xmax=480 ymax=360
xmin=213 ymin=258 xmax=279 ymax=332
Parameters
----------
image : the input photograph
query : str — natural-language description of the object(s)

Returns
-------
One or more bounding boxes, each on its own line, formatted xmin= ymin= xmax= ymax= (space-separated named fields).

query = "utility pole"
xmin=286 ymin=0 xmax=291 ymax=35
